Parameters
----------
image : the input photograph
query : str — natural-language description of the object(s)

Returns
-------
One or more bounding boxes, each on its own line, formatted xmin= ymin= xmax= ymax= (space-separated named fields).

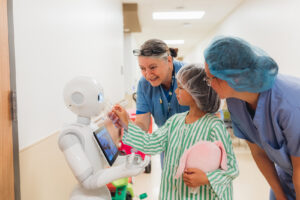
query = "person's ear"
xmin=167 ymin=56 xmax=173 ymax=68
xmin=167 ymin=55 xmax=172 ymax=63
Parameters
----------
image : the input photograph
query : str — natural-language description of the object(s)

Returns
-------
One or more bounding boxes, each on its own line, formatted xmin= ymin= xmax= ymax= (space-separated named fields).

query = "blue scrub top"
xmin=136 ymin=60 xmax=189 ymax=127
xmin=227 ymin=74 xmax=300 ymax=198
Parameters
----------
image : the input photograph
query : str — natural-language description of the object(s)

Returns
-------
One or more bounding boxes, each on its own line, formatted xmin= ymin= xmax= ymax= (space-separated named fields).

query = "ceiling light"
xmin=163 ymin=40 xmax=184 ymax=45
xmin=183 ymin=22 xmax=192 ymax=27
xmin=176 ymin=6 xmax=184 ymax=10
xmin=153 ymin=11 xmax=205 ymax=20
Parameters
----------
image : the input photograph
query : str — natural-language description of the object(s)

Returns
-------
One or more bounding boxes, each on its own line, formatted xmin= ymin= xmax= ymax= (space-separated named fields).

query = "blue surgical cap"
xmin=204 ymin=36 xmax=278 ymax=93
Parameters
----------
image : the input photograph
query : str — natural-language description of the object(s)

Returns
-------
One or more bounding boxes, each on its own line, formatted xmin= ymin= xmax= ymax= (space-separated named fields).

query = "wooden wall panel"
xmin=0 ymin=0 xmax=15 ymax=199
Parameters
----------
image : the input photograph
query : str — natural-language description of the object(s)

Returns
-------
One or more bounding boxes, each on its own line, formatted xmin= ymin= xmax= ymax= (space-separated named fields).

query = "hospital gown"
xmin=123 ymin=112 xmax=239 ymax=200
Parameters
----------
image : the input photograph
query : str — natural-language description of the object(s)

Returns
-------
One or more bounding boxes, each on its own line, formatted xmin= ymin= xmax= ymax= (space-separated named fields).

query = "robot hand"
xmin=124 ymin=153 xmax=150 ymax=176
xmin=59 ymin=132 xmax=150 ymax=190
xmin=82 ymin=153 xmax=150 ymax=189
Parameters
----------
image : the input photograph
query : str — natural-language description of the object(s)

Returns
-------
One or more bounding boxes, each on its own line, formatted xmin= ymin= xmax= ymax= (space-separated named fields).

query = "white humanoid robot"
xmin=58 ymin=76 xmax=149 ymax=200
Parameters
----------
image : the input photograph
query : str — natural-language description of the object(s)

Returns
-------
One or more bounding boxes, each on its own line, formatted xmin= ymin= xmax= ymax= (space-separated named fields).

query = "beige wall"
xmin=19 ymin=132 xmax=77 ymax=200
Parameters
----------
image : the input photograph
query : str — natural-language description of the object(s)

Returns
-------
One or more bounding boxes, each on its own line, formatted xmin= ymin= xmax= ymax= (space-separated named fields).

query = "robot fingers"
xmin=140 ymin=155 xmax=150 ymax=168
xmin=126 ymin=153 xmax=149 ymax=169
xmin=127 ymin=153 xmax=135 ymax=164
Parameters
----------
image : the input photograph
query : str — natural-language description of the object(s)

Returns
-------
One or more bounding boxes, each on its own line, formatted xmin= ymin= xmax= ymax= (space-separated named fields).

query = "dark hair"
xmin=169 ymin=48 xmax=178 ymax=58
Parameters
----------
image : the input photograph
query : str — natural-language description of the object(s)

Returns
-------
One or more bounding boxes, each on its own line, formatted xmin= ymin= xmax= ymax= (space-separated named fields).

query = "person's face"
xmin=175 ymin=81 xmax=194 ymax=106
xmin=204 ymin=62 xmax=234 ymax=99
xmin=138 ymin=56 xmax=172 ymax=87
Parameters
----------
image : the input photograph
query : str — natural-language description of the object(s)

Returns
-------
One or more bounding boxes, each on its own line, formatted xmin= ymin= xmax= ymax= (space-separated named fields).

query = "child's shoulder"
xmin=205 ymin=113 xmax=225 ymax=126
xmin=204 ymin=114 xmax=229 ymax=139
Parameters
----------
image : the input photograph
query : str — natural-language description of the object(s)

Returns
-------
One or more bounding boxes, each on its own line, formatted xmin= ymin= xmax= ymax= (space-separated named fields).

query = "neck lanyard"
xmin=160 ymin=68 xmax=175 ymax=116
xmin=168 ymin=68 xmax=175 ymax=99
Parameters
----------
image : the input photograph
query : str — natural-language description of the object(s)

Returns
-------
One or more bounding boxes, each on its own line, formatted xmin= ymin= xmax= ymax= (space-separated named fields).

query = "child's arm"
xmin=206 ymin=121 xmax=239 ymax=198
xmin=110 ymin=105 xmax=130 ymax=129
xmin=122 ymin=121 xmax=170 ymax=155
xmin=111 ymin=105 xmax=171 ymax=154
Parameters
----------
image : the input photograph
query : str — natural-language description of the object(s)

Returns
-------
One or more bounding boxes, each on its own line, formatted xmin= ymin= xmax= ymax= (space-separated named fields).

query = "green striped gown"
xmin=123 ymin=112 xmax=239 ymax=200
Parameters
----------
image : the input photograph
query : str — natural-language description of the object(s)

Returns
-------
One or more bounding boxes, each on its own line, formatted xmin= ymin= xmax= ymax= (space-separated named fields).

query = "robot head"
xmin=63 ymin=76 xmax=105 ymax=118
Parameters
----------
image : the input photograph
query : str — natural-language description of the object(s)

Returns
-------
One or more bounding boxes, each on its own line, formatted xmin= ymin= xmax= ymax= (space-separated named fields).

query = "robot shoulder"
xmin=58 ymin=125 xmax=86 ymax=151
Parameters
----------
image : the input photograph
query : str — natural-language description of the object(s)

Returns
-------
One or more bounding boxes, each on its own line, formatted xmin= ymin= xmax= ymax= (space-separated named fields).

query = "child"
xmin=111 ymin=64 xmax=239 ymax=199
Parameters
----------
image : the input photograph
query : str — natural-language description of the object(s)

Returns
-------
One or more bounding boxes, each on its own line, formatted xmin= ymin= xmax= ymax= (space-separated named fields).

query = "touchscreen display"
xmin=93 ymin=126 xmax=118 ymax=166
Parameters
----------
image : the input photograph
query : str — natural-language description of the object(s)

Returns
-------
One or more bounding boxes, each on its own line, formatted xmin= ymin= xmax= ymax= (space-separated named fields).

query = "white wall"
xmin=13 ymin=0 xmax=124 ymax=149
xmin=123 ymin=33 xmax=141 ymax=94
xmin=185 ymin=0 xmax=300 ymax=77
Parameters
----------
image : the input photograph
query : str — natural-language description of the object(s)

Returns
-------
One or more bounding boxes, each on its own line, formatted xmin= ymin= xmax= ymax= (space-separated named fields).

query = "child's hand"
xmin=182 ymin=168 xmax=209 ymax=187
xmin=110 ymin=105 xmax=130 ymax=129
xmin=107 ymin=110 xmax=123 ymax=129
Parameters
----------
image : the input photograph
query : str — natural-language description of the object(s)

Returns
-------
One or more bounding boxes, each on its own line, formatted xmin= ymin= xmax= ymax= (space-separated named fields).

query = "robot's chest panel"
xmin=80 ymin=126 xmax=107 ymax=170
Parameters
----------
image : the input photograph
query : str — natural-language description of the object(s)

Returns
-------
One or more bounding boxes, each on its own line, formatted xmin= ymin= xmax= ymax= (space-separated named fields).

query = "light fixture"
xmin=163 ymin=40 xmax=184 ymax=45
xmin=153 ymin=11 xmax=205 ymax=20
xmin=183 ymin=22 xmax=192 ymax=27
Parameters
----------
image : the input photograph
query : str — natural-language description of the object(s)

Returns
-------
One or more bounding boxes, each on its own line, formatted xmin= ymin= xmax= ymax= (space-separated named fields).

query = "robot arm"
xmin=81 ymin=154 xmax=150 ymax=189
xmin=59 ymin=132 xmax=150 ymax=190
xmin=113 ymin=154 xmax=127 ymax=166
xmin=58 ymin=133 xmax=94 ymax=183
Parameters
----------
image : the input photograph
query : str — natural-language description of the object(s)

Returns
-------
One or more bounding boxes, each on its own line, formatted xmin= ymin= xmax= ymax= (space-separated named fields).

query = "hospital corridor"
xmin=1 ymin=0 xmax=300 ymax=200
xmin=132 ymin=150 xmax=270 ymax=200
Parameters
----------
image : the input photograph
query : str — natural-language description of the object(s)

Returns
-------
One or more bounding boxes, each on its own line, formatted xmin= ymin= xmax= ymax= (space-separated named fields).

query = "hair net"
xmin=204 ymin=36 xmax=278 ymax=93
xmin=176 ymin=64 xmax=220 ymax=113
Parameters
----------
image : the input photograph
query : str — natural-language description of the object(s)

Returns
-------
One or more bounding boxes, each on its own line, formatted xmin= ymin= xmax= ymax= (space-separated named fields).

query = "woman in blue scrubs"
xmin=203 ymin=36 xmax=300 ymax=200
xmin=133 ymin=39 xmax=188 ymax=130
xmin=110 ymin=39 xmax=189 ymax=167
xmin=134 ymin=39 xmax=189 ymax=168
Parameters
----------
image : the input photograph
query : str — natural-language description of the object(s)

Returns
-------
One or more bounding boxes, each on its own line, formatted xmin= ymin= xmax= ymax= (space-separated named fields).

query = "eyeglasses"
xmin=133 ymin=49 xmax=166 ymax=56
xmin=203 ymin=76 xmax=216 ymax=86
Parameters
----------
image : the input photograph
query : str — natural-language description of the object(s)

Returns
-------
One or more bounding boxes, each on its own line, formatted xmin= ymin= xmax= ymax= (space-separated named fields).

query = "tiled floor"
xmin=132 ymin=148 xmax=270 ymax=200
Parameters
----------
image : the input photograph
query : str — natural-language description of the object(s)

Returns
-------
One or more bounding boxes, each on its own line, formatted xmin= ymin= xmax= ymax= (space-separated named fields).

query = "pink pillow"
xmin=175 ymin=141 xmax=227 ymax=179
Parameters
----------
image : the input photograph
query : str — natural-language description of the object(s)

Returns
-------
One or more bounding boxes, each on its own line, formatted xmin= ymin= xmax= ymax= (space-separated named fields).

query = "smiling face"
xmin=138 ymin=56 xmax=172 ymax=87
xmin=175 ymin=81 xmax=194 ymax=106
xmin=204 ymin=62 xmax=234 ymax=99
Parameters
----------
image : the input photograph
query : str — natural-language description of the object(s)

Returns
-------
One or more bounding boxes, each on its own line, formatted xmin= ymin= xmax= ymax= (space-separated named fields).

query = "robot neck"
xmin=77 ymin=116 xmax=91 ymax=125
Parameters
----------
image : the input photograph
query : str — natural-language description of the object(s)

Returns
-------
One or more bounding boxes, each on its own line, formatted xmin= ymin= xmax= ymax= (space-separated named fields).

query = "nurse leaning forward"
xmin=109 ymin=39 xmax=189 ymax=168
xmin=134 ymin=39 xmax=189 ymax=128
xmin=134 ymin=39 xmax=190 ymax=168
xmin=204 ymin=36 xmax=300 ymax=200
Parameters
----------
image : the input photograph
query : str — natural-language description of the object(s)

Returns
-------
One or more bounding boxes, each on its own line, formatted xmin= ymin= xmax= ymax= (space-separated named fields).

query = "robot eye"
xmin=98 ymin=93 xmax=104 ymax=103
